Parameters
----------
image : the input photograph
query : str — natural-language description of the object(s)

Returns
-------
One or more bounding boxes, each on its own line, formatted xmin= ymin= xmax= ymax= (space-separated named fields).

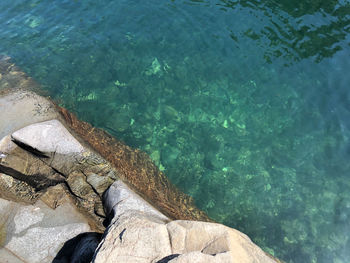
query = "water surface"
xmin=1 ymin=0 xmax=350 ymax=262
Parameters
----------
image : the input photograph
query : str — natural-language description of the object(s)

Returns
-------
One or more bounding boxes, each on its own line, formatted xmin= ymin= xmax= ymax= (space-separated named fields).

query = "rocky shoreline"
xmin=0 ymin=56 xmax=281 ymax=262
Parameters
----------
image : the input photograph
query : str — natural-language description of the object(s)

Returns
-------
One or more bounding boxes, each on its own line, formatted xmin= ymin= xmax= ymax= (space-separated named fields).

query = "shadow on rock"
xmin=53 ymin=232 xmax=103 ymax=263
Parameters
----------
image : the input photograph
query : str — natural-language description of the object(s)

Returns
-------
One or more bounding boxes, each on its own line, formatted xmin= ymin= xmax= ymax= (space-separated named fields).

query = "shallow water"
xmin=1 ymin=0 xmax=350 ymax=262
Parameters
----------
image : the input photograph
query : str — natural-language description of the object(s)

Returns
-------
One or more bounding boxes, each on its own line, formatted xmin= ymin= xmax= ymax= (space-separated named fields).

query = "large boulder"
xmin=0 ymin=119 xmax=119 ymax=231
xmin=92 ymin=181 xmax=280 ymax=263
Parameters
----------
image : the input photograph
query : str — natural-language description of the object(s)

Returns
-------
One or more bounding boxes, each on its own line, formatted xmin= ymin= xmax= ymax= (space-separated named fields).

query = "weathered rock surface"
xmin=94 ymin=211 xmax=172 ymax=263
xmin=0 ymin=116 xmax=116 ymax=262
xmin=93 ymin=183 xmax=280 ymax=263
xmin=0 ymin=89 xmax=58 ymax=140
xmin=0 ymin=119 xmax=119 ymax=231
xmin=103 ymin=180 xmax=169 ymax=223
xmin=0 ymin=197 xmax=91 ymax=263
xmin=0 ymin=172 xmax=40 ymax=204
xmin=0 ymin=135 xmax=66 ymax=190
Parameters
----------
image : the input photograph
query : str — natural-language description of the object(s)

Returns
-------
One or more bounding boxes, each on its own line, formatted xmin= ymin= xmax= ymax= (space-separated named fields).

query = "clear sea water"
xmin=1 ymin=0 xmax=350 ymax=262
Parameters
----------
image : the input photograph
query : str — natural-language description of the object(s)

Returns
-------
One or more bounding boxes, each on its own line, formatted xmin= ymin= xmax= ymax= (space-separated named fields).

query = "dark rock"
xmin=53 ymin=232 xmax=102 ymax=263
xmin=0 ymin=136 xmax=65 ymax=190
xmin=156 ymin=254 xmax=181 ymax=263
xmin=0 ymin=172 xmax=40 ymax=204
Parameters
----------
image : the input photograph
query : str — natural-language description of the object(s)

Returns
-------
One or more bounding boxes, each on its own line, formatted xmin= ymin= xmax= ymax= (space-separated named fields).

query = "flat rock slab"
xmin=0 ymin=90 xmax=58 ymax=140
xmin=0 ymin=197 xmax=91 ymax=263
xmin=12 ymin=119 xmax=85 ymax=155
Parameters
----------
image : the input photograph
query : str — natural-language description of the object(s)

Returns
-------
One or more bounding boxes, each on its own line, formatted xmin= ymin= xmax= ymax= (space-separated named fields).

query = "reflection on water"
xmin=0 ymin=0 xmax=350 ymax=262
xmin=216 ymin=0 xmax=350 ymax=62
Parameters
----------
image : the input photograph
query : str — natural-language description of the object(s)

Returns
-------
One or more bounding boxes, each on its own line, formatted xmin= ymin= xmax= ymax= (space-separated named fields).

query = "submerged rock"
xmin=0 ymin=56 xmax=210 ymax=262
xmin=0 ymin=56 xmax=281 ymax=263
xmin=145 ymin=57 xmax=162 ymax=76
xmin=57 ymin=105 xmax=211 ymax=222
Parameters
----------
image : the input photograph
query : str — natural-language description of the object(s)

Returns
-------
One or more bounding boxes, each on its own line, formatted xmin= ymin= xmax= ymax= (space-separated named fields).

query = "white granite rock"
xmin=0 ymin=198 xmax=91 ymax=263
xmin=93 ymin=211 xmax=171 ymax=263
xmin=0 ymin=247 xmax=26 ymax=263
xmin=167 ymin=220 xmax=277 ymax=263
xmin=93 ymin=181 xmax=278 ymax=263
xmin=93 ymin=211 xmax=278 ymax=263
xmin=11 ymin=119 xmax=84 ymax=155
xmin=103 ymin=180 xmax=169 ymax=222
xmin=169 ymin=251 xmax=233 ymax=263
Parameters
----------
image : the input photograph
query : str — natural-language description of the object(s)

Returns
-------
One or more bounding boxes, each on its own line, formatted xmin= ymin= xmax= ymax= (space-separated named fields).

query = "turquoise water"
xmin=1 ymin=0 xmax=350 ymax=262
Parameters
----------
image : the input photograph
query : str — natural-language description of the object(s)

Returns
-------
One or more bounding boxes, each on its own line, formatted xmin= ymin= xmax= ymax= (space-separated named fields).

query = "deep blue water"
xmin=1 ymin=0 xmax=350 ymax=262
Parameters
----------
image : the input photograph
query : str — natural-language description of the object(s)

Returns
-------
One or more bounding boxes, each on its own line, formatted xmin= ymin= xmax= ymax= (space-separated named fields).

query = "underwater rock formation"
xmin=0 ymin=55 xmax=209 ymax=223
xmin=0 ymin=56 xmax=281 ymax=263
xmin=56 ymin=104 xmax=211 ymax=222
